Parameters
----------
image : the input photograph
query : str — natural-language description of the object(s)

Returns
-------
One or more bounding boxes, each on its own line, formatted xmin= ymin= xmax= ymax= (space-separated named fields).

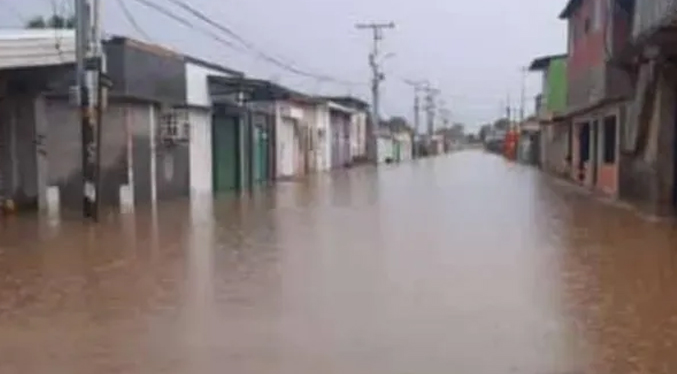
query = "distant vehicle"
xmin=484 ymin=130 xmax=507 ymax=154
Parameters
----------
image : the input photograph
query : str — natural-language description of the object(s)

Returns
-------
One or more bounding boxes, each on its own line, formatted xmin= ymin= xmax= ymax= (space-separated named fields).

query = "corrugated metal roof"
xmin=0 ymin=29 xmax=76 ymax=69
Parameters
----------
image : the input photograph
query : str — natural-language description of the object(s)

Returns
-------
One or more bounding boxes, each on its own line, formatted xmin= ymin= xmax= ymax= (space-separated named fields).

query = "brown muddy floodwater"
xmin=2 ymin=150 xmax=677 ymax=373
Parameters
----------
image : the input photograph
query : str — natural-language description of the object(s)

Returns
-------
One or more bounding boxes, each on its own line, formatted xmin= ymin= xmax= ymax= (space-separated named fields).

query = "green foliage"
xmin=493 ymin=118 xmax=510 ymax=131
xmin=25 ymin=14 xmax=76 ymax=29
xmin=479 ymin=124 xmax=492 ymax=141
xmin=382 ymin=116 xmax=413 ymax=134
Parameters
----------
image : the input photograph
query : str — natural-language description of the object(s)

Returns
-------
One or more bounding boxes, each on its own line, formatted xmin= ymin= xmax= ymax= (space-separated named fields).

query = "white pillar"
xmin=150 ymin=104 xmax=157 ymax=206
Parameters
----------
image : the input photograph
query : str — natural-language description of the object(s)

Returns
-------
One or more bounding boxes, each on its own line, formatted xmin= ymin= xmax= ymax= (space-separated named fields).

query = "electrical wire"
xmin=48 ymin=0 xmax=66 ymax=61
xmin=115 ymin=0 xmax=153 ymax=41
xmin=156 ymin=0 xmax=361 ymax=86
xmin=128 ymin=0 xmax=245 ymax=52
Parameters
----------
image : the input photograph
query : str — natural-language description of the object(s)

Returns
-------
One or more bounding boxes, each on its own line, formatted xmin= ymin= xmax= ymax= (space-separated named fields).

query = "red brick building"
xmin=557 ymin=0 xmax=634 ymax=196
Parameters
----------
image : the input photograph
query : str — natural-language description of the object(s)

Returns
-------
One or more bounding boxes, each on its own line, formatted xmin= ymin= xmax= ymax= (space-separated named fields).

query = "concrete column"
xmin=34 ymin=94 xmax=49 ymax=211
xmin=149 ymin=104 xmax=157 ymax=206
xmin=0 ymin=98 xmax=8 ymax=200
xmin=120 ymin=106 xmax=135 ymax=213
xmin=655 ymin=73 xmax=676 ymax=214
xmin=8 ymin=98 xmax=17 ymax=196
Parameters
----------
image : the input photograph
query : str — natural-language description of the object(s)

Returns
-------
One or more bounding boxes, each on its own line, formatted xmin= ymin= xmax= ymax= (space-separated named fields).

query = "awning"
xmin=549 ymin=96 xmax=628 ymax=123
xmin=0 ymin=29 xmax=76 ymax=70
xmin=208 ymin=76 xmax=312 ymax=104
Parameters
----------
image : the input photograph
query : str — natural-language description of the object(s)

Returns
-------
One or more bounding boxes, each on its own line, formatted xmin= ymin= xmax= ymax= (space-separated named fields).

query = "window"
xmin=603 ymin=115 xmax=617 ymax=163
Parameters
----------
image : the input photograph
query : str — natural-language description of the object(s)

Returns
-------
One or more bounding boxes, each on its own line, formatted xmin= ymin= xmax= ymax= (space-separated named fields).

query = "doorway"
xmin=212 ymin=114 xmax=241 ymax=194
xmin=578 ymin=122 xmax=590 ymax=184
xmin=591 ymin=120 xmax=599 ymax=186
xmin=673 ymin=99 xmax=677 ymax=209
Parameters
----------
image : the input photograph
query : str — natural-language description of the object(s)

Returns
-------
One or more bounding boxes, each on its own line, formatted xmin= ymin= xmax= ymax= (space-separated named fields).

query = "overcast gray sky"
xmin=2 ymin=0 xmax=567 ymax=129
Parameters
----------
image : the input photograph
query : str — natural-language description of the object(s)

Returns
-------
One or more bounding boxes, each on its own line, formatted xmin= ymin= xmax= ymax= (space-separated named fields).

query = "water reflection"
xmin=1 ymin=150 xmax=677 ymax=373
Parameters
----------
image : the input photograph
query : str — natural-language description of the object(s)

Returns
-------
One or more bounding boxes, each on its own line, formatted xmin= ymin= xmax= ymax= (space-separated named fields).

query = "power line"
xmin=115 ymin=0 xmax=152 ymax=41
xmin=155 ymin=0 xmax=361 ymax=86
xmin=129 ymin=0 xmax=245 ymax=52
xmin=49 ymin=0 xmax=67 ymax=61
xmin=161 ymin=0 xmax=254 ymax=51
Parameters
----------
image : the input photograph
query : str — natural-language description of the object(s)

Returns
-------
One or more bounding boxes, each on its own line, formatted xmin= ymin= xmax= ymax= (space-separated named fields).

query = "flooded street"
xmin=2 ymin=150 xmax=677 ymax=373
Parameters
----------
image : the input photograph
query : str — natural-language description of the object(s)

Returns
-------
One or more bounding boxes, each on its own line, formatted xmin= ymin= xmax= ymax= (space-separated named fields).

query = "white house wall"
xmin=186 ymin=62 xmax=223 ymax=107
xmin=275 ymin=102 xmax=300 ymax=178
xmin=300 ymin=104 xmax=318 ymax=172
xmin=185 ymin=60 xmax=240 ymax=107
xmin=184 ymin=61 xmax=239 ymax=196
xmin=277 ymin=117 xmax=296 ymax=178
xmin=399 ymin=139 xmax=413 ymax=161
xmin=189 ymin=109 xmax=212 ymax=196
xmin=314 ymin=105 xmax=331 ymax=172
xmin=377 ymin=137 xmax=393 ymax=164
xmin=351 ymin=111 xmax=368 ymax=159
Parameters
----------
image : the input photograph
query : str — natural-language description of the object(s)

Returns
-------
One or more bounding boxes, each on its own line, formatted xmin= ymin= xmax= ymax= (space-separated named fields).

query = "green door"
xmin=253 ymin=125 xmax=269 ymax=186
xmin=212 ymin=115 xmax=240 ymax=193
xmin=241 ymin=122 xmax=252 ymax=191
xmin=394 ymin=141 xmax=402 ymax=162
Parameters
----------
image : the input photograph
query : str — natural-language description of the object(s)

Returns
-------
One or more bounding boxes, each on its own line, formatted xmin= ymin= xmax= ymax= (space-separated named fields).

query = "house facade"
xmin=208 ymin=77 xmax=279 ymax=194
xmin=184 ymin=56 xmax=244 ymax=198
xmin=557 ymin=0 xmax=634 ymax=197
xmin=529 ymin=54 xmax=570 ymax=175
xmin=275 ymin=100 xmax=306 ymax=179
xmin=615 ymin=0 xmax=677 ymax=215
xmin=0 ymin=31 xmax=373 ymax=219
xmin=323 ymin=97 xmax=370 ymax=164
xmin=393 ymin=131 xmax=413 ymax=162
xmin=376 ymin=133 xmax=395 ymax=164
xmin=327 ymin=101 xmax=354 ymax=169
xmin=0 ymin=32 xmax=192 ymax=215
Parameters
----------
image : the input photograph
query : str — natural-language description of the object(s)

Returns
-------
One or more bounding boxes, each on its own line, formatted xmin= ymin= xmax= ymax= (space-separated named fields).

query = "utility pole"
xmin=403 ymin=79 xmax=427 ymax=158
xmin=75 ymin=0 xmax=105 ymax=221
xmin=439 ymin=98 xmax=450 ymax=129
xmin=356 ymin=21 xmax=395 ymax=163
xmin=519 ymin=67 xmax=527 ymax=123
xmin=422 ymin=84 xmax=439 ymax=138
xmin=403 ymin=79 xmax=427 ymax=133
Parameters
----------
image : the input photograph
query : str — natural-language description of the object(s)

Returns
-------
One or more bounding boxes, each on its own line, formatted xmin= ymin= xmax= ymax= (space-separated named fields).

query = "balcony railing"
xmin=633 ymin=0 xmax=677 ymax=39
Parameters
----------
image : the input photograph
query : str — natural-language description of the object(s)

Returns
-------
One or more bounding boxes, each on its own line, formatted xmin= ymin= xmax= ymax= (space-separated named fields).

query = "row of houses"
xmin=530 ymin=0 xmax=677 ymax=216
xmin=0 ymin=30 xmax=410 ymax=216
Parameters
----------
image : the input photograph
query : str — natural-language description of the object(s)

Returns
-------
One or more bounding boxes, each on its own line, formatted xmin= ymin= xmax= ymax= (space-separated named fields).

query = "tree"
xmin=450 ymin=123 xmax=465 ymax=140
xmin=382 ymin=116 xmax=413 ymax=134
xmin=493 ymin=118 xmax=510 ymax=131
xmin=479 ymin=124 xmax=492 ymax=142
xmin=26 ymin=16 xmax=47 ymax=29
xmin=25 ymin=14 xmax=76 ymax=29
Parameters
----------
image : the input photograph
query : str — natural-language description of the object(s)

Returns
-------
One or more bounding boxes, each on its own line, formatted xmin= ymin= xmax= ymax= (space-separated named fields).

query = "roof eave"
xmin=559 ymin=0 xmax=582 ymax=19
xmin=528 ymin=54 xmax=568 ymax=71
